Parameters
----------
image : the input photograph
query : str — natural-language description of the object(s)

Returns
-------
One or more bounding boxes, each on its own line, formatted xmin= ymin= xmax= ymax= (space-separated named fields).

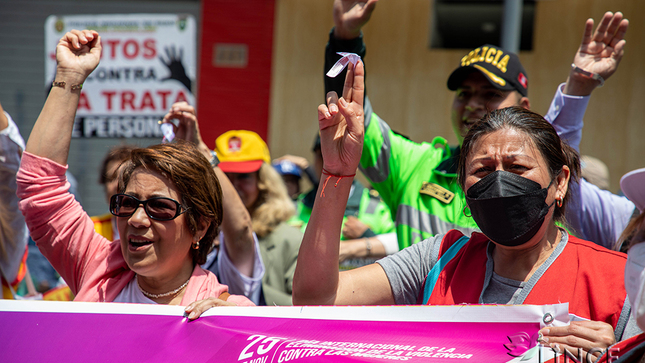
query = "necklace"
xmin=136 ymin=275 xmax=190 ymax=299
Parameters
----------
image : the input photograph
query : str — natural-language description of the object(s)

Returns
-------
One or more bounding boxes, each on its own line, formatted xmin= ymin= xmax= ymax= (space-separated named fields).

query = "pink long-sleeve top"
xmin=17 ymin=152 xmax=253 ymax=306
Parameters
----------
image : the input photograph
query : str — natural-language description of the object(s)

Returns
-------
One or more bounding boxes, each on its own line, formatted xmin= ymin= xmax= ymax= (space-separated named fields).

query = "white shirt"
xmin=203 ymin=231 xmax=264 ymax=305
xmin=113 ymin=277 xmax=156 ymax=304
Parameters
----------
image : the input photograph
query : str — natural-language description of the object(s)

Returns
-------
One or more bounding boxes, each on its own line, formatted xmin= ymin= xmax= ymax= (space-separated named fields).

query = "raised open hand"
xmin=159 ymin=46 xmax=192 ymax=92
xmin=317 ymin=60 xmax=365 ymax=177
xmin=333 ymin=0 xmax=378 ymax=39
xmin=574 ymin=11 xmax=628 ymax=81
xmin=56 ymin=29 xmax=102 ymax=83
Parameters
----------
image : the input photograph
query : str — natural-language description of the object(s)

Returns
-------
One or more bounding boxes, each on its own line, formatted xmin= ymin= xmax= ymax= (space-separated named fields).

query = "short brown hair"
xmin=118 ymin=140 xmax=223 ymax=265
xmin=458 ymin=106 xmax=580 ymax=224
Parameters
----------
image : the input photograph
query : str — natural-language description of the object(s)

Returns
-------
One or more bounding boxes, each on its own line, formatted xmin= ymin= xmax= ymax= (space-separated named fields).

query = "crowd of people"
xmin=0 ymin=1 xmax=643 ymax=361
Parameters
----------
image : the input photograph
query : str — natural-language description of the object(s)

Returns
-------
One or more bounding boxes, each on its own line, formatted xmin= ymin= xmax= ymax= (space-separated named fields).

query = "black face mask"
xmin=465 ymin=170 xmax=555 ymax=247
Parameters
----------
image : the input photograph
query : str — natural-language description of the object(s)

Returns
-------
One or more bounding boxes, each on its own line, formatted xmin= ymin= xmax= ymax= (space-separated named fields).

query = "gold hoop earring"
xmin=463 ymin=206 xmax=472 ymax=217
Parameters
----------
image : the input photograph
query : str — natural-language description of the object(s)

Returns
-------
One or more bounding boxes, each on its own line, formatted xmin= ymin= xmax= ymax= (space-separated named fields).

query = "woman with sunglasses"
xmin=16 ymin=29 xmax=252 ymax=308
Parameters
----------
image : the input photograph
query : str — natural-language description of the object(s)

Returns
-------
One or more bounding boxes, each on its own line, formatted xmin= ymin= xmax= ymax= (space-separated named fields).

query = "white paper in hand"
xmin=160 ymin=123 xmax=175 ymax=143
xmin=326 ymin=52 xmax=362 ymax=78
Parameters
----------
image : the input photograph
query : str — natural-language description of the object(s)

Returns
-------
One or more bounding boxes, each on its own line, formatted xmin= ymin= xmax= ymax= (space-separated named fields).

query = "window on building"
xmin=430 ymin=0 xmax=536 ymax=50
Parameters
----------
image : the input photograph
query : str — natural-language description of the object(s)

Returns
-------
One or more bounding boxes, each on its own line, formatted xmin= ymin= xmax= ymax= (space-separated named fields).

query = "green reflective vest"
xmin=358 ymin=98 xmax=479 ymax=249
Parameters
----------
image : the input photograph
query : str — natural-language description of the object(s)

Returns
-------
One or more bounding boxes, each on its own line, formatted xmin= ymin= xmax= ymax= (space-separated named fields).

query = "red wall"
xmin=198 ymin=0 xmax=275 ymax=148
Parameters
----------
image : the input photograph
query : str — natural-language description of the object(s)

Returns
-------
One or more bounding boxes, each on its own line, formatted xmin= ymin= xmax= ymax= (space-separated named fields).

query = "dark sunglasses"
xmin=109 ymin=194 xmax=190 ymax=221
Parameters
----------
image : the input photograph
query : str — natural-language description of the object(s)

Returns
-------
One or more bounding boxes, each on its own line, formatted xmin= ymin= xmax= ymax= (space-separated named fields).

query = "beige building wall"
xmin=269 ymin=0 xmax=644 ymax=193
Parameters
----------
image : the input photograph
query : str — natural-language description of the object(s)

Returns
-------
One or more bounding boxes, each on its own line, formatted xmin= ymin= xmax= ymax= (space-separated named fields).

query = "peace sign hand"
xmin=317 ymin=60 xmax=365 ymax=177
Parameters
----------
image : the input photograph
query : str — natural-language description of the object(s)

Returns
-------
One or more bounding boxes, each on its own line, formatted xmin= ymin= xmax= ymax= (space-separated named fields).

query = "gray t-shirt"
xmin=482 ymin=272 xmax=525 ymax=305
xmin=376 ymin=231 xmax=641 ymax=340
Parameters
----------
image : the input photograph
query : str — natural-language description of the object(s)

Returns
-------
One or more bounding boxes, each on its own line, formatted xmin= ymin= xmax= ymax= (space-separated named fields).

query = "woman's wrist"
xmin=51 ymin=80 xmax=83 ymax=92
xmin=54 ymin=67 xmax=89 ymax=85
xmin=364 ymin=238 xmax=372 ymax=257
xmin=318 ymin=167 xmax=355 ymax=198
xmin=321 ymin=167 xmax=356 ymax=178
xmin=196 ymin=141 xmax=211 ymax=158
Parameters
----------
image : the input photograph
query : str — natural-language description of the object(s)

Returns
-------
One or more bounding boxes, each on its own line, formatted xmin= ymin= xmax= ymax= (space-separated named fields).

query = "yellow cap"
xmin=215 ymin=130 xmax=271 ymax=173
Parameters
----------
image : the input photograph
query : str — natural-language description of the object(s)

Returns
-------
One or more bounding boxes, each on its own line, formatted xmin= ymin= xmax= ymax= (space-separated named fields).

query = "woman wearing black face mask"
xmin=293 ymin=63 xmax=638 ymax=363
xmin=455 ymin=108 xmax=638 ymax=358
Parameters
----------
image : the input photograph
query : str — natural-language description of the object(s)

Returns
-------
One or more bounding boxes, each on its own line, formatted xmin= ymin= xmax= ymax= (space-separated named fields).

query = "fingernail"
xmin=188 ymin=312 xmax=196 ymax=320
xmin=330 ymin=104 xmax=338 ymax=113
xmin=551 ymin=344 xmax=560 ymax=353
xmin=325 ymin=111 xmax=331 ymax=118
xmin=339 ymin=98 xmax=348 ymax=107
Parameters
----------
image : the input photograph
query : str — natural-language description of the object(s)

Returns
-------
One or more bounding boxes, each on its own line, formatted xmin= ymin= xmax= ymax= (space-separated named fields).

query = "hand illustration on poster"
xmin=159 ymin=45 xmax=192 ymax=93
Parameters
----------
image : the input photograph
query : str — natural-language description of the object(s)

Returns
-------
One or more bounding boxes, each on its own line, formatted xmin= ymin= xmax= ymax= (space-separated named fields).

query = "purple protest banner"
xmin=0 ymin=300 xmax=568 ymax=362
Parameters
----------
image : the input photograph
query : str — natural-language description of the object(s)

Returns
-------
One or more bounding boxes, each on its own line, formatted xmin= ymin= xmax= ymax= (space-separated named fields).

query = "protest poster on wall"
xmin=44 ymin=14 xmax=196 ymax=138
xmin=0 ymin=300 xmax=570 ymax=362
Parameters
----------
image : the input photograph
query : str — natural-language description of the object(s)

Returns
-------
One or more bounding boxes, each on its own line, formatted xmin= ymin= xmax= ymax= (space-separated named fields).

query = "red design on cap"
xmin=518 ymin=73 xmax=528 ymax=89
xmin=228 ymin=136 xmax=241 ymax=152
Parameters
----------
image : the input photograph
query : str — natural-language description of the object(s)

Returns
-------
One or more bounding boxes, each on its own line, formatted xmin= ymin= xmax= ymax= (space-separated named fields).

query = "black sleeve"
xmin=324 ymin=28 xmax=367 ymax=102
